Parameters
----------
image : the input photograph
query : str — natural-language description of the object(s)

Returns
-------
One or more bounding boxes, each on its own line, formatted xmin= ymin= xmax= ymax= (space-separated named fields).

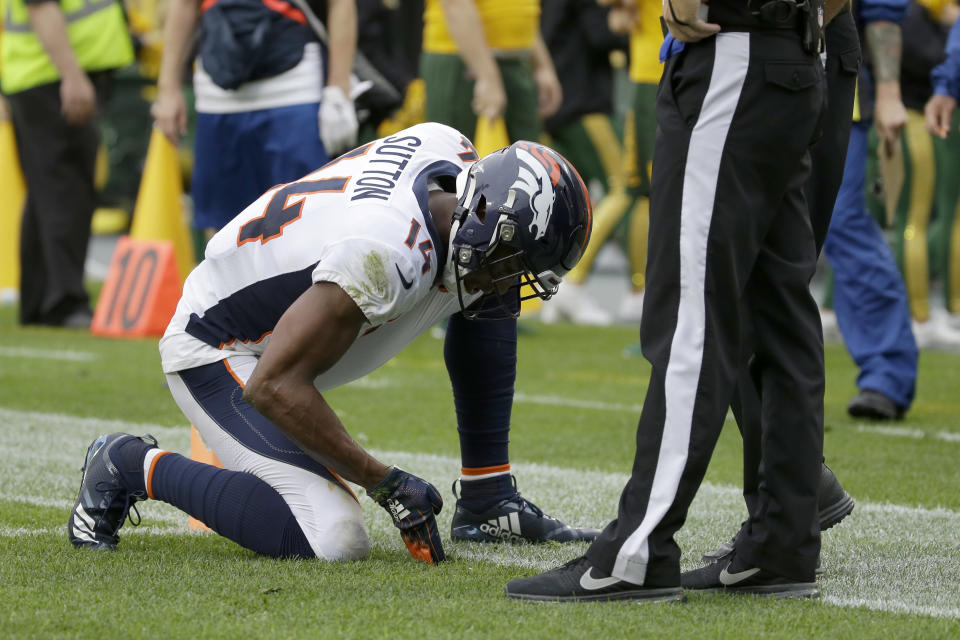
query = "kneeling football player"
xmin=68 ymin=124 xmax=599 ymax=563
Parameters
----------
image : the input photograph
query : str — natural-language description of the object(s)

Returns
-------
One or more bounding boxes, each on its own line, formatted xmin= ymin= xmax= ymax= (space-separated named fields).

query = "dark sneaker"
xmin=702 ymin=536 xmax=736 ymax=564
xmin=68 ymin=433 xmax=157 ymax=550
xmin=60 ymin=309 xmax=93 ymax=330
xmin=450 ymin=481 xmax=599 ymax=543
xmin=701 ymin=463 xmax=855 ymax=563
xmin=681 ymin=554 xmax=819 ymax=598
xmin=506 ymin=555 xmax=685 ymax=602
xmin=818 ymin=464 xmax=854 ymax=531
xmin=847 ymin=389 xmax=903 ymax=420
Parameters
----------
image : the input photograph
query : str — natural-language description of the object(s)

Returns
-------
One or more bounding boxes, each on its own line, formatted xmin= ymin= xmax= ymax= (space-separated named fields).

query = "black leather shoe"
xmin=847 ymin=389 xmax=903 ymax=420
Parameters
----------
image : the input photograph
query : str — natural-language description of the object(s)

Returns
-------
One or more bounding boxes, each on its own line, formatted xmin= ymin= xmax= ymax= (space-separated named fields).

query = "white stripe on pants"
xmin=613 ymin=32 xmax=751 ymax=584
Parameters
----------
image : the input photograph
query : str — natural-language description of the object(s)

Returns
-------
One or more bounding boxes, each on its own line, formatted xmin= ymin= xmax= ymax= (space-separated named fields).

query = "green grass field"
xmin=1 ymin=304 xmax=959 ymax=639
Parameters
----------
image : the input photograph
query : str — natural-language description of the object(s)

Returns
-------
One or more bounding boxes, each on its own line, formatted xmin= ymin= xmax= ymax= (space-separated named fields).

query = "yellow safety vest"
xmin=422 ymin=0 xmax=539 ymax=54
xmin=1 ymin=0 xmax=133 ymax=94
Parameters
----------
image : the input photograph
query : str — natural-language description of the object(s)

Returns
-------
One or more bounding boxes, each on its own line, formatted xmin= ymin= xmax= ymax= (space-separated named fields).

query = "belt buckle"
xmin=752 ymin=0 xmax=804 ymax=24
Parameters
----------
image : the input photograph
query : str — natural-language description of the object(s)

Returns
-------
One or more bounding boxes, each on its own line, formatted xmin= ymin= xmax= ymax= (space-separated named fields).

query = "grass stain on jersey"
xmin=346 ymin=252 xmax=390 ymax=303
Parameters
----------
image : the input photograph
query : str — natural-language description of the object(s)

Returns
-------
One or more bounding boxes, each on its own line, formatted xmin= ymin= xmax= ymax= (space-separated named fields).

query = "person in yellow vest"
xmin=420 ymin=0 xmax=561 ymax=142
xmin=1 ymin=0 xmax=132 ymax=327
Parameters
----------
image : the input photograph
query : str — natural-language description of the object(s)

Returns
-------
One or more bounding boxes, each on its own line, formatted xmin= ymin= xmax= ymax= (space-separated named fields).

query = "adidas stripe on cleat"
xmin=68 ymin=433 xmax=157 ymax=551
xmin=450 ymin=480 xmax=599 ymax=543
xmin=480 ymin=512 xmax=525 ymax=541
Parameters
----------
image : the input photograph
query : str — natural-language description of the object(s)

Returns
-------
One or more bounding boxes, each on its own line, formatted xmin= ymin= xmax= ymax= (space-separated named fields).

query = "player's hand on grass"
xmin=367 ymin=467 xmax=446 ymax=564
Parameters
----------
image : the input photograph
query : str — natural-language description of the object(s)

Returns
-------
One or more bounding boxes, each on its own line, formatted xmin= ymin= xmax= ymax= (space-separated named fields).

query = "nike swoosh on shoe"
xmin=579 ymin=567 xmax=622 ymax=590
xmin=719 ymin=565 xmax=761 ymax=586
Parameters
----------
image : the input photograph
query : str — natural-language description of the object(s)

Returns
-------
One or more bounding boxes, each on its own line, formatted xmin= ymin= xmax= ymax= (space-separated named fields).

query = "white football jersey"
xmin=159 ymin=123 xmax=481 ymax=391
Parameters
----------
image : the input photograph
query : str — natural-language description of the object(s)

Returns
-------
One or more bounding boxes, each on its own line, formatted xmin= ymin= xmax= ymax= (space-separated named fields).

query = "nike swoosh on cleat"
xmin=719 ymin=565 xmax=761 ymax=586
xmin=579 ymin=568 xmax=622 ymax=591
xmin=395 ymin=265 xmax=414 ymax=290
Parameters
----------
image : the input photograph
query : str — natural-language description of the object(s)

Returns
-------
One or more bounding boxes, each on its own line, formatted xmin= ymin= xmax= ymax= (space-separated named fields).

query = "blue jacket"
xmin=931 ymin=17 xmax=960 ymax=99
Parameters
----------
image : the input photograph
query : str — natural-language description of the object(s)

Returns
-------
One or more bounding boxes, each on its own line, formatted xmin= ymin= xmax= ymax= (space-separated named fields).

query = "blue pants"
xmin=192 ymin=102 xmax=329 ymax=231
xmin=824 ymin=121 xmax=917 ymax=409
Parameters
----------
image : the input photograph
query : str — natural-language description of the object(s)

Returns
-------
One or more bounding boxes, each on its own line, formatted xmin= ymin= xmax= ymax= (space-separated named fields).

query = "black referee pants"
xmin=733 ymin=7 xmax=861 ymax=573
xmin=8 ymin=79 xmax=102 ymax=325
xmin=585 ymin=29 xmax=826 ymax=586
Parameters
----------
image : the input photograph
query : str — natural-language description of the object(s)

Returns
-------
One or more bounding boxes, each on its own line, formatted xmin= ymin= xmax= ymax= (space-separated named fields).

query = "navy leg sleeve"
xmin=151 ymin=453 xmax=314 ymax=559
xmin=443 ymin=313 xmax=517 ymax=468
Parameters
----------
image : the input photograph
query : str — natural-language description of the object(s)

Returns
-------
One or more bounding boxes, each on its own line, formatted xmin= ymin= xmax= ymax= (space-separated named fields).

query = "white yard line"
xmin=341 ymin=381 xmax=647 ymax=413
xmin=513 ymin=392 xmax=644 ymax=413
xmin=1 ymin=492 xmax=188 ymax=526
xmin=857 ymin=424 xmax=960 ymax=444
xmin=1 ymin=524 xmax=190 ymax=538
xmin=2 ymin=407 xmax=959 ymax=620
xmin=0 ymin=346 xmax=99 ymax=362
xmin=343 ymin=382 xmax=729 ymax=418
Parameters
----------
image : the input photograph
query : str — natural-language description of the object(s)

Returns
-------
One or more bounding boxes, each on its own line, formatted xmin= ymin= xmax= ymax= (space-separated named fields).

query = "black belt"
xmin=709 ymin=1 xmax=807 ymax=30
xmin=711 ymin=0 xmax=823 ymax=52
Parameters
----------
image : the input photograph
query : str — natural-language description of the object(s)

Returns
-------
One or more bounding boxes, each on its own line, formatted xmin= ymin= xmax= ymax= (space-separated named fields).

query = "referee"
xmin=688 ymin=0 xmax=861 ymax=575
xmin=507 ymin=0 xmax=834 ymax=601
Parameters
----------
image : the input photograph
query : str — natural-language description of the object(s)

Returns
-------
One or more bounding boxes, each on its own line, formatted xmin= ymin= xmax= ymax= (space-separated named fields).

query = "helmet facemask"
xmin=450 ymin=198 xmax=562 ymax=321
xmin=448 ymin=142 xmax=590 ymax=321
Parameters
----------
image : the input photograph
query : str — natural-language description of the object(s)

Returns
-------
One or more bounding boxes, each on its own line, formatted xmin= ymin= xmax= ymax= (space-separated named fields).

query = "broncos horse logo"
xmin=513 ymin=144 xmax=562 ymax=240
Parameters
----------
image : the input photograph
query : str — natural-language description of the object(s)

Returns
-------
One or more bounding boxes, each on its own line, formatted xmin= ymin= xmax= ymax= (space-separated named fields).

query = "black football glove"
xmin=367 ymin=467 xmax=446 ymax=564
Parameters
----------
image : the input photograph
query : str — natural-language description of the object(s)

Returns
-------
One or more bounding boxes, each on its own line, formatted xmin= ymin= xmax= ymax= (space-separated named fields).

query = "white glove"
xmin=318 ymin=85 xmax=359 ymax=156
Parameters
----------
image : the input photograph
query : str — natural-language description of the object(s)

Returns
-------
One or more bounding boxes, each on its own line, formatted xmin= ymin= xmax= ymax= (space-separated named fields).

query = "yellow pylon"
xmin=0 ymin=117 xmax=25 ymax=304
xmin=473 ymin=115 xmax=509 ymax=157
xmin=130 ymin=128 xmax=195 ymax=283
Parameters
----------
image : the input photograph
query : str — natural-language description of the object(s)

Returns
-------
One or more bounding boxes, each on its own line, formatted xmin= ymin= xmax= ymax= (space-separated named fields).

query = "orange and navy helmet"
xmin=450 ymin=140 xmax=593 ymax=320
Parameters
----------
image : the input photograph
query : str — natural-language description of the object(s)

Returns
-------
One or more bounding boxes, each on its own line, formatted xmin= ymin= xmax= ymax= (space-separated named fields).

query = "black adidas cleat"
xmin=681 ymin=553 xmax=819 ymax=599
xmin=450 ymin=480 xmax=600 ymax=543
xmin=68 ymin=433 xmax=156 ymax=550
